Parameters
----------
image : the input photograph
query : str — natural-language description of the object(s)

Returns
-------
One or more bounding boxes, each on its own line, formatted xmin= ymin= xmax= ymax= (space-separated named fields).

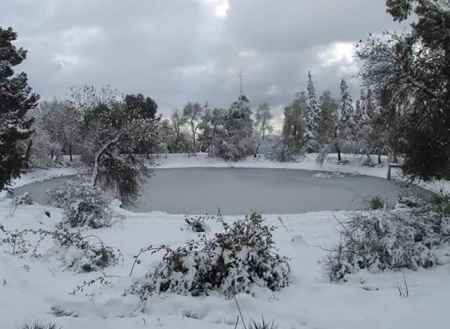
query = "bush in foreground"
xmin=368 ymin=195 xmax=384 ymax=210
xmin=55 ymin=229 xmax=121 ymax=272
xmin=184 ymin=215 xmax=211 ymax=233
xmin=249 ymin=317 xmax=278 ymax=329
xmin=48 ymin=181 xmax=112 ymax=229
xmin=21 ymin=322 xmax=60 ymax=329
xmin=327 ymin=195 xmax=450 ymax=281
xmin=0 ymin=225 xmax=121 ymax=272
xmin=130 ymin=212 xmax=290 ymax=300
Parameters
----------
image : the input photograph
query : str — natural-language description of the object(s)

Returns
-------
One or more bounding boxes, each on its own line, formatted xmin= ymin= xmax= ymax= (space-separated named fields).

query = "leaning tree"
xmin=73 ymin=86 xmax=160 ymax=204
xmin=0 ymin=27 xmax=39 ymax=190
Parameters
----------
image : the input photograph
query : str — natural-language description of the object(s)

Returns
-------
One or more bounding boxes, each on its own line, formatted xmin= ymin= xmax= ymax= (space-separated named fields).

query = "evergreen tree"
xmin=280 ymin=92 xmax=307 ymax=159
xmin=353 ymin=89 xmax=367 ymax=155
xmin=304 ymin=71 xmax=320 ymax=152
xmin=317 ymin=90 xmax=338 ymax=147
xmin=365 ymin=89 xmax=386 ymax=164
xmin=198 ymin=107 xmax=225 ymax=155
xmin=217 ymin=95 xmax=255 ymax=161
xmin=335 ymin=79 xmax=354 ymax=161
xmin=0 ymin=27 xmax=39 ymax=190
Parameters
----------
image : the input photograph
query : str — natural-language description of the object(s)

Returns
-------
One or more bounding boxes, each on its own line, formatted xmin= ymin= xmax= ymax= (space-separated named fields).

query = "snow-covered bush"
xmin=0 ymin=225 xmax=120 ymax=272
xmin=17 ymin=192 xmax=33 ymax=205
xmin=430 ymin=193 xmax=450 ymax=217
xmin=53 ymin=228 xmax=121 ymax=273
xmin=130 ymin=212 xmax=290 ymax=300
xmin=0 ymin=224 xmax=37 ymax=256
xmin=368 ymin=195 xmax=384 ymax=210
xmin=21 ymin=322 xmax=60 ymax=329
xmin=48 ymin=181 xmax=112 ymax=229
xmin=184 ymin=215 xmax=210 ymax=232
xmin=249 ymin=318 xmax=278 ymax=329
xmin=270 ymin=145 xmax=293 ymax=163
xmin=326 ymin=204 xmax=448 ymax=281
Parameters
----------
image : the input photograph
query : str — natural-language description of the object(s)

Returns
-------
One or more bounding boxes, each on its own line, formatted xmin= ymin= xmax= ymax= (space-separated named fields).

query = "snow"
xmin=11 ymin=167 xmax=79 ymax=189
xmin=157 ymin=153 xmax=392 ymax=178
xmin=0 ymin=154 xmax=449 ymax=329
xmin=1 ymin=201 xmax=450 ymax=329
xmin=0 ymin=168 xmax=79 ymax=200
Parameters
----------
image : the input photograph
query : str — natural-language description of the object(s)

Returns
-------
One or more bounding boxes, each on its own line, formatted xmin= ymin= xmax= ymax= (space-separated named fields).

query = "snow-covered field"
xmin=1 ymin=154 xmax=449 ymax=329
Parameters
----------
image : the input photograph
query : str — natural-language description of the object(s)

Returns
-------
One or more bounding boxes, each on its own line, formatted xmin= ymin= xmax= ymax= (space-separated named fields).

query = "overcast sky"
xmin=1 ymin=0 xmax=403 ymax=116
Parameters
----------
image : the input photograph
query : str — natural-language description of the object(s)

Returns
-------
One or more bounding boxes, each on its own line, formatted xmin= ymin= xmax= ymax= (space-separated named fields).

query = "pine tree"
xmin=353 ymin=89 xmax=366 ymax=154
xmin=304 ymin=71 xmax=320 ymax=152
xmin=280 ymin=92 xmax=307 ymax=159
xmin=198 ymin=107 xmax=225 ymax=155
xmin=317 ymin=90 xmax=338 ymax=147
xmin=335 ymin=79 xmax=354 ymax=161
xmin=0 ymin=27 xmax=39 ymax=190
xmin=365 ymin=89 xmax=386 ymax=164
xmin=217 ymin=95 xmax=255 ymax=161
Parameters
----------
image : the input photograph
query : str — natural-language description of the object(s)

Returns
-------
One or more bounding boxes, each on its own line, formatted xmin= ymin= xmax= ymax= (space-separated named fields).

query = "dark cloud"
xmin=1 ymin=0 xmax=403 ymax=115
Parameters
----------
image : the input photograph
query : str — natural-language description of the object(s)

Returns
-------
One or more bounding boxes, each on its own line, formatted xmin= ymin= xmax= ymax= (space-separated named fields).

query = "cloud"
xmin=1 ymin=0 xmax=402 ymax=115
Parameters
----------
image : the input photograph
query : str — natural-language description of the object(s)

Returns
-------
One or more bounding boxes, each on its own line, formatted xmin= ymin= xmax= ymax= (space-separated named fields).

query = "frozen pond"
xmin=16 ymin=168 xmax=429 ymax=215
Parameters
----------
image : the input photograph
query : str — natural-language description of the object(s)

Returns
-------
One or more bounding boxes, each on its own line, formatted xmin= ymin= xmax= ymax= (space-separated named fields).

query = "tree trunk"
xmin=69 ymin=143 xmax=73 ymax=162
xmin=378 ymin=152 xmax=382 ymax=165
xmin=393 ymin=151 xmax=398 ymax=164
xmin=335 ymin=143 xmax=341 ymax=162
xmin=24 ymin=139 xmax=33 ymax=168
xmin=191 ymin=122 xmax=196 ymax=154
xmin=91 ymin=133 xmax=122 ymax=187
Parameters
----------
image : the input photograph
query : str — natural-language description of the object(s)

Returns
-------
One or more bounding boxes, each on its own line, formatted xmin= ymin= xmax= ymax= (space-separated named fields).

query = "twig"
xmin=234 ymin=315 xmax=240 ymax=329
xmin=397 ymin=271 xmax=409 ymax=297
xmin=233 ymin=295 xmax=248 ymax=329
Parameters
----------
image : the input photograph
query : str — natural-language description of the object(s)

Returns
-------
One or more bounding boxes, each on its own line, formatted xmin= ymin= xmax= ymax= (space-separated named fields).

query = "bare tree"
xmin=254 ymin=103 xmax=273 ymax=156
xmin=182 ymin=102 xmax=204 ymax=153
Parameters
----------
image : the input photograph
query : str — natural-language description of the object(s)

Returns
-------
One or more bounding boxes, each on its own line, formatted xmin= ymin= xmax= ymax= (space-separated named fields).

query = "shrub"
xmin=17 ymin=192 xmax=33 ymax=205
xmin=0 ymin=225 xmax=121 ymax=272
xmin=53 ymin=229 xmax=121 ymax=272
xmin=249 ymin=317 xmax=278 ymax=329
xmin=430 ymin=193 xmax=450 ymax=217
xmin=368 ymin=195 xmax=384 ymax=210
xmin=326 ymin=207 xmax=444 ymax=282
xmin=21 ymin=322 xmax=60 ymax=329
xmin=130 ymin=212 xmax=290 ymax=300
xmin=184 ymin=215 xmax=210 ymax=233
xmin=48 ymin=181 xmax=112 ymax=229
xmin=270 ymin=141 xmax=296 ymax=162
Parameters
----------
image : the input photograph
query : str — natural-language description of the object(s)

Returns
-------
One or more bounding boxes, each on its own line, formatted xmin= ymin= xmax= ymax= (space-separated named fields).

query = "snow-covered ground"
xmin=1 ymin=154 xmax=449 ymax=329
xmin=1 ymin=200 xmax=450 ymax=329
xmin=12 ymin=167 xmax=79 ymax=189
